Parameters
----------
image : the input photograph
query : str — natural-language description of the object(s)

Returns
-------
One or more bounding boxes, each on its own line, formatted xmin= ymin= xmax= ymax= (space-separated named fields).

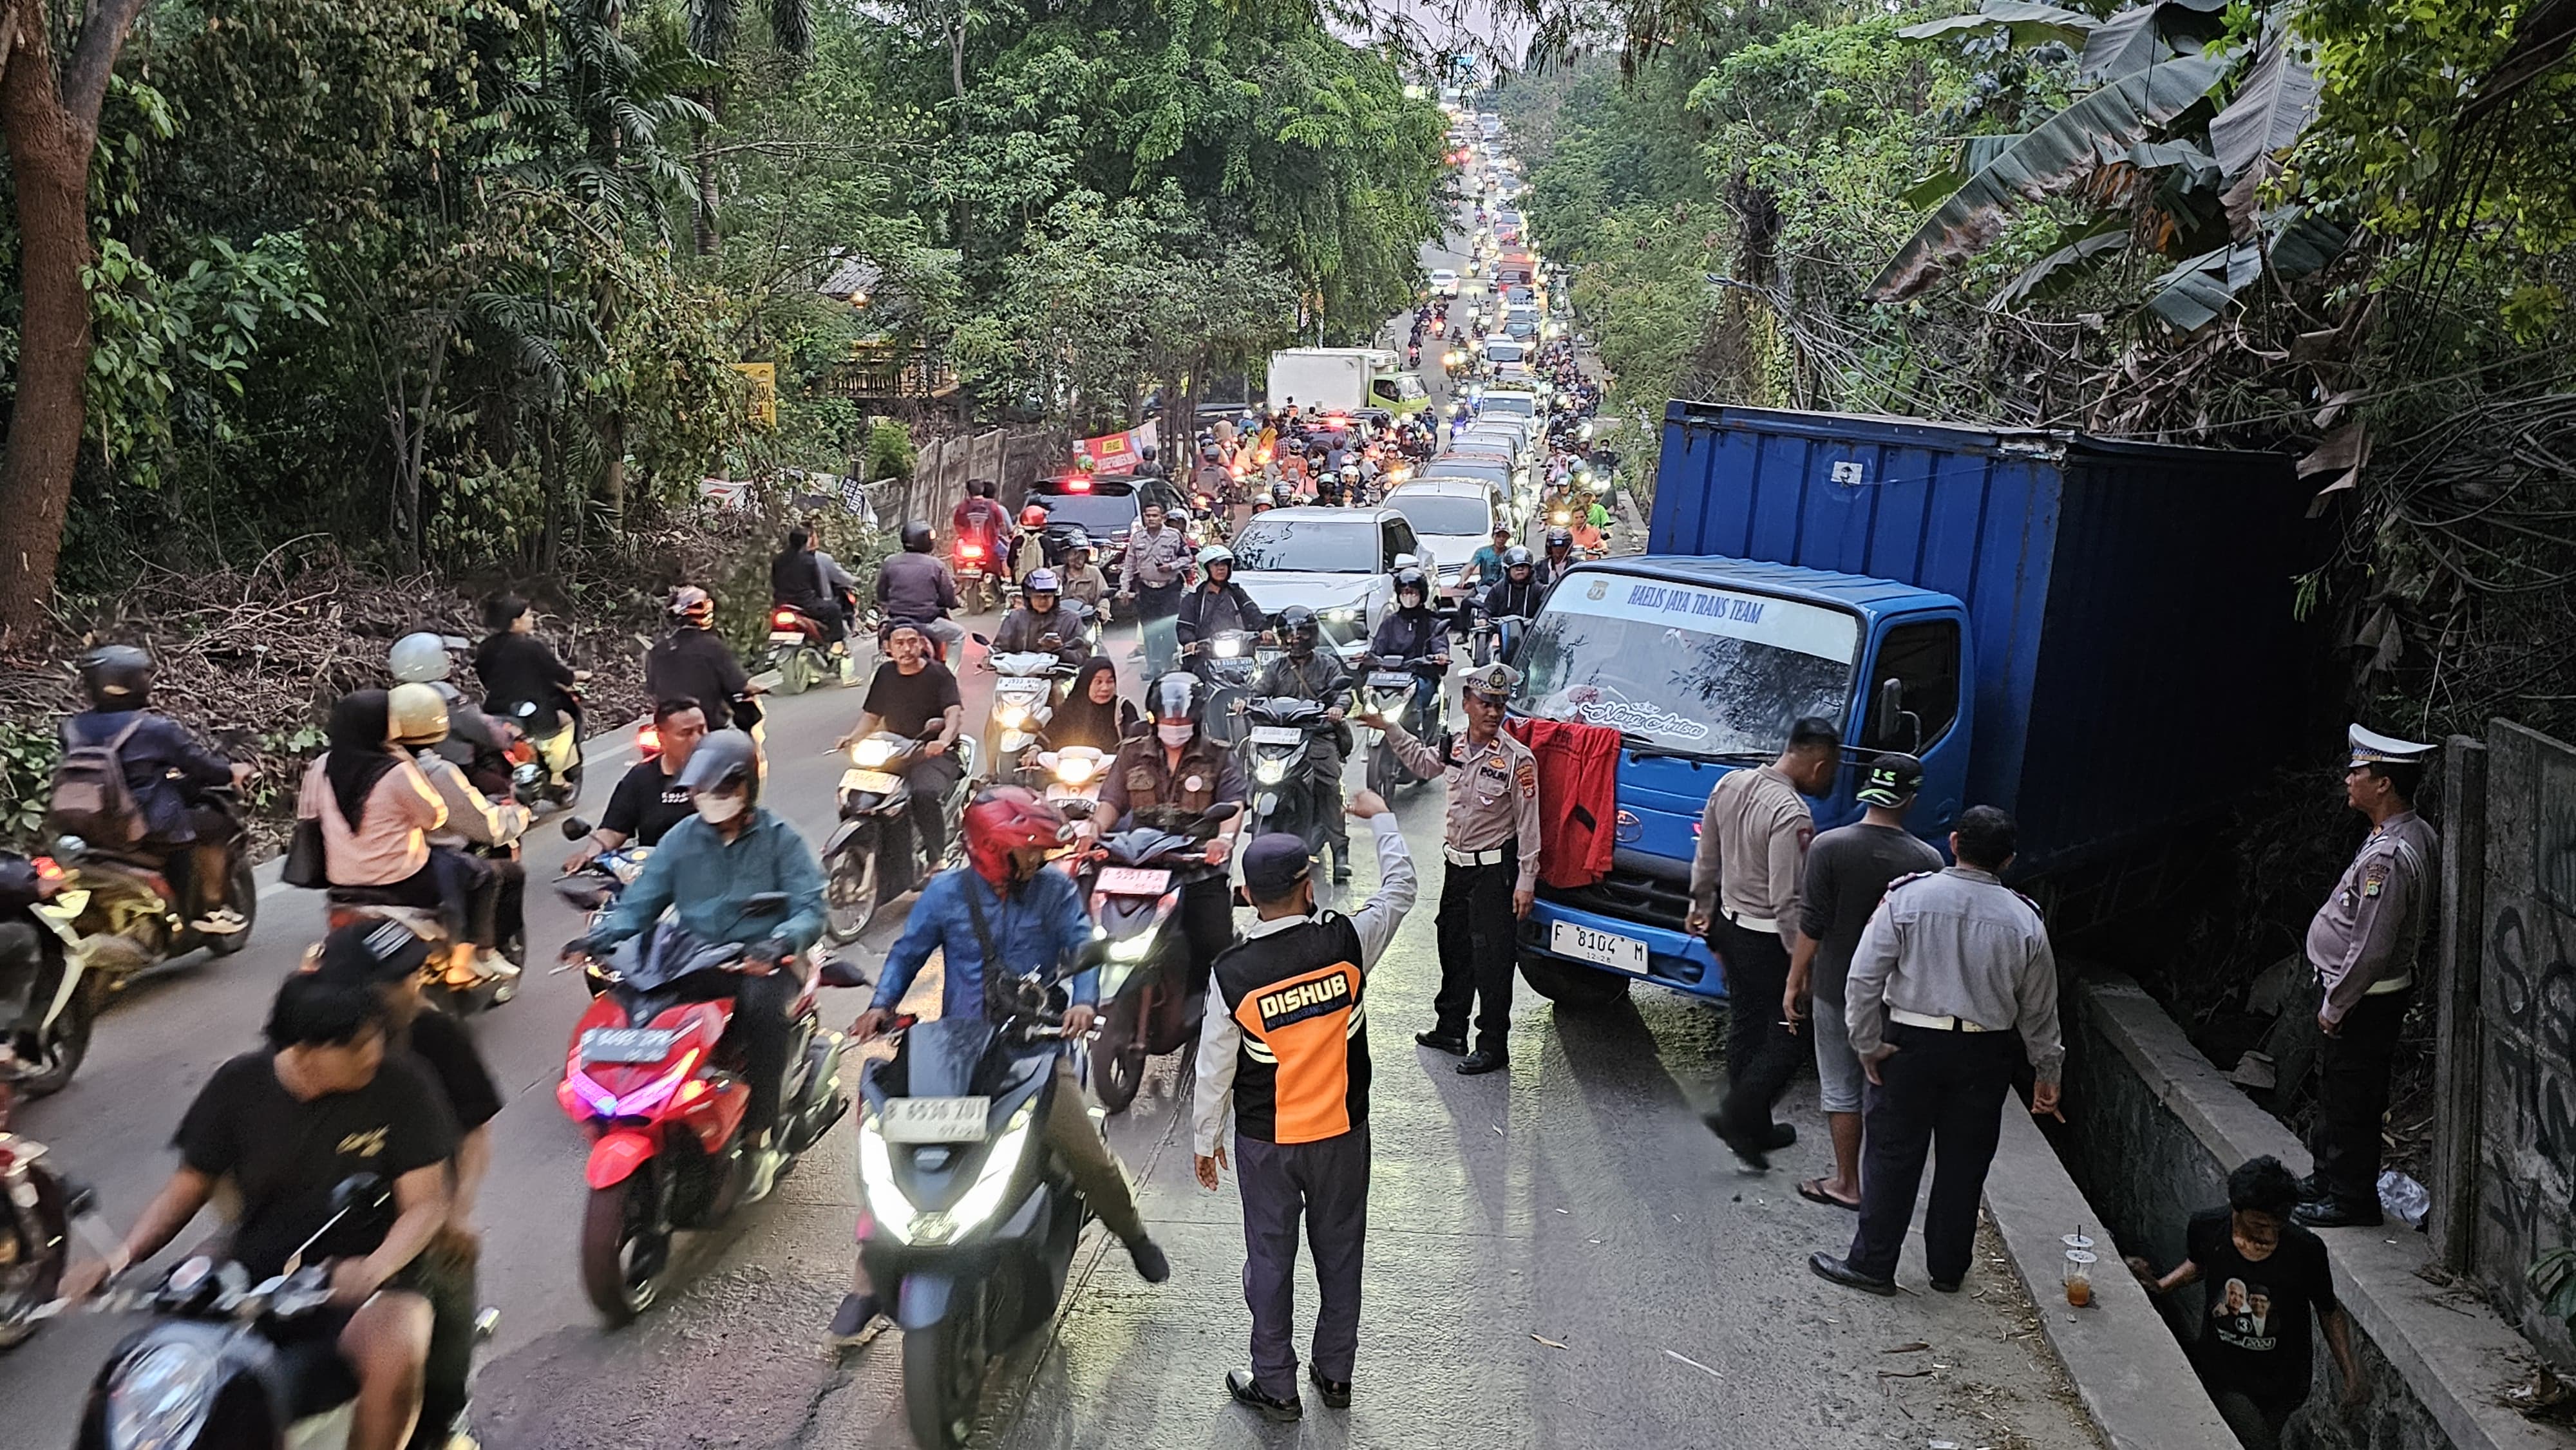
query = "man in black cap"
xmin=1785 ymin=753 xmax=1943 ymax=1211
xmin=1192 ymin=791 xmax=1416 ymax=1423
xmin=2295 ymin=725 xmax=2439 ymax=1228
xmin=311 ymin=921 xmax=502 ymax=1450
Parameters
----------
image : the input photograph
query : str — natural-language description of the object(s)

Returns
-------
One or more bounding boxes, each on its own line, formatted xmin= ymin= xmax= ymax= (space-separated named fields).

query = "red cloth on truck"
xmin=1504 ymin=717 xmax=1623 ymax=889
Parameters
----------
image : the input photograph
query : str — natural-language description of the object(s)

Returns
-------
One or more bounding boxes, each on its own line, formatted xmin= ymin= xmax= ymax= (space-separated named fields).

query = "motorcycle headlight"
xmin=108 ymin=1342 xmax=218 ymax=1450
xmin=994 ymin=703 xmax=1030 ymax=727
xmin=1214 ymin=637 xmax=1243 ymax=659
xmin=1054 ymin=756 xmax=1099 ymax=785
xmin=860 ymin=1102 xmax=1037 ymax=1245
xmin=851 ymin=739 xmax=898 ymax=768
xmin=1256 ymin=758 xmax=1291 ymax=784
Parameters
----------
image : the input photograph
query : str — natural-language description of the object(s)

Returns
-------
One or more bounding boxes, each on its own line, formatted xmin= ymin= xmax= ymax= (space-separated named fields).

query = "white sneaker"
xmin=743 ymin=1145 xmax=786 ymax=1203
xmin=475 ymin=950 xmax=523 ymax=981
xmin=189 ymin=907 xmax=249 ymax=936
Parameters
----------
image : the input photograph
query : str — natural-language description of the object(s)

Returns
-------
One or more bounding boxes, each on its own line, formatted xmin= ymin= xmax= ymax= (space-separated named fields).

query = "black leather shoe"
xmin=2292 ymin=1197 xmax=2382 ymax=1229
xmin=1307 ymin=1366 xmax=1352 ymax=1408
xmin=1416 ymin=1030 xmax=1468 ymax=1056
xmin=1808 ymin=1252 xmax=1898 ymax=1295
xmin=1760 ymin=1122 xmax=1797 ymax=1150
xmin=1226 ymin=1370 xmax=1303 ymax=1422
xmin=1126 ymin=1236 xmax=1171 ymax=1283
xmin=1457 ymin=1048 xmax=1509 ymax=1075
xmin=1929 ymin=1277 xmax=1962 ymax=1294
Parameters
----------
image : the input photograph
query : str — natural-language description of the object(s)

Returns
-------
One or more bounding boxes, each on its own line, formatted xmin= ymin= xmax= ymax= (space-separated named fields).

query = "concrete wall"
xmin=2062 ymin=972 xmax=2573 ymax=1450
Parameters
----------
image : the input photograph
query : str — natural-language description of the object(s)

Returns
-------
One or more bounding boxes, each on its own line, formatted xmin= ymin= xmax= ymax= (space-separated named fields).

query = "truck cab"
xmin=1508 ymin=558 xmax=1969 ymax=1006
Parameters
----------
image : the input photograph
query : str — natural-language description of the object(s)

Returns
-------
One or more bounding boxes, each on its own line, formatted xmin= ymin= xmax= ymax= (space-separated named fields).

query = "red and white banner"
xmin=1070 ymin=419 xmax=1159 ymax=475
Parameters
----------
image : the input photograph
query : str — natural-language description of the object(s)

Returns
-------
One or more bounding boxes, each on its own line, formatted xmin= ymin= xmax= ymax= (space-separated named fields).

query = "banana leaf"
xmin=2141 ymin=208 xmax=2347 ymax=330
xmin=1987 ymin=225 xmax=2132 ymax=311
xmin=1898 ymin=1 xmax=2099 ymax=48
xmin=1868 ymin=52 xmax=2231 ymax=303
xmin=2208 ymin=36 xmax=2319 ymax=182
xmin=2078 ymin=0 xmax=2231 ymax=82
xmin=1901 ymin=133 xmax=2027 ymax=209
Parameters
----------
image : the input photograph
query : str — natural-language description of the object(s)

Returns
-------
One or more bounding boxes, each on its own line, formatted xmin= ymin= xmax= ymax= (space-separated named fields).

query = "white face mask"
xmin=1157 ymin=722 xmax=1193 ymax=749
xmin=693 ymin=793 xmax=747 ymax=825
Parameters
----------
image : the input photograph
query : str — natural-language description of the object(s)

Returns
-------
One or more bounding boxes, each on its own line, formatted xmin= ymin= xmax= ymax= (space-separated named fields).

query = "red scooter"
xmin=553 ymin=897 xmax=866 ymax=1324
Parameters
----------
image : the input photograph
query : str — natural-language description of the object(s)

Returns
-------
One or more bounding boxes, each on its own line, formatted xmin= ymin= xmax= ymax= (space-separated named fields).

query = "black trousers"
xmin=1237 ymin=1128 xmax=1370 ymax=1401
xmin=1846 ymin=1024 xmax=2023 ymax=1284
xmin=491 ymin=857 xmax=526 ymax=953
xmin=410 ymin=1232 xmax=478 ymax=1450
xmin=897 ymin=751 xmax=965 ymax=879
xmin=2311 ymin=984 xmax=2409 ymax=1209
xmin=424 ymin=847 xmax=499 ymax=950
xmin=1434 ymin=852 xmax=1517 ymax=1051
xmin=1179 ymin=875 xmax=1236 ymax=997
xmin=1714 ymin=918 xmax=1803 ymax=1140
xmin=729 ymin=968 xmax=801 ymax=1138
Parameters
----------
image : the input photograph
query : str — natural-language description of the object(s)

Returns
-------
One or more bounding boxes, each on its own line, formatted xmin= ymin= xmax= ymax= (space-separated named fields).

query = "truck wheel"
xmin=1519 ymin=955 xmax=1631 ymax=1011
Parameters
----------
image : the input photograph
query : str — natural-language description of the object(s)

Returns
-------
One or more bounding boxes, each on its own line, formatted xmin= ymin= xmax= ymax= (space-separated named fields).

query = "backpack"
xmin=48 ymin=715 xmax=151 ymax=849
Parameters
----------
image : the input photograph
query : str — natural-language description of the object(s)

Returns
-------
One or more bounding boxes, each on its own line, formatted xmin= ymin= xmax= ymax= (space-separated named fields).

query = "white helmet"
xmin=389 ymin=632 xmax=451 ymax=683
xmin=1197 ymin=545 xmax=1235 ymax=570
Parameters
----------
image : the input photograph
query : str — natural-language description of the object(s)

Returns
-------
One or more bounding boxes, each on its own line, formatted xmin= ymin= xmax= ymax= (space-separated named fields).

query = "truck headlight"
xmin=1256 ymin=758 xmax=1290 ymax=785
xmin=108 ymin=1342 xmax=218 ymax=1450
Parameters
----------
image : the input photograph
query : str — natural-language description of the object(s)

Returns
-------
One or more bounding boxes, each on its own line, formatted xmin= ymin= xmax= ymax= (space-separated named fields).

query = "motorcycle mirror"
xmin=1057 ymin=799 xmax=1096 ymax=820
xmin=330 ymin=1174 xmax=390 ymax=1214
xmin=553 ymin=879 xmax=611 ymax=911
xmin=561 ymin=816 xmax=594 ymax=840
xmin=970 ymin=632 xmax=992 ymax=648
xmin=1200 ymin=802 xmax=1242 ymax=825
xmin=815 ymin=956 xmax=872 ymax=991
xmin=743 ymin=892 xmax=790 ymax=916
xmin=53 ymin=834 xmax=87 ymax=860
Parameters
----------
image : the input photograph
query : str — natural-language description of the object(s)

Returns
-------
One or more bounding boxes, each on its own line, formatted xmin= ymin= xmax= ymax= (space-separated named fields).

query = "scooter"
xmin=0 ymin=1055 xmax=108 ymax=1350
xmin=979 ymin=650 xmax=1077 ymax=784
xmin=1467 ymin=612 xmax=1530 ymax=668
xmin=1030 ymin=746 xmax=1110 ymax=850
xmin=551 ymin=816 xmax=652 ymax=934
xmin=765 ymin=604 xmax=847 ymax=697
xmin=19 ymin=793 xmax=256 ymax=1096
xmin=855 ymin=971 xmax=1101 ymax=1450
xmin=821 ymin=727 xmax=980 ymax=943
xmin=1187 ymin=628 xmax=1261 ymax=749
xmin=1240 ymin=697 xmax=1338 ymax=864
xmin=498 ymin=682 xmax=587 ymax=807
xmin=1072 ymin=803 xmax=1238 ymax=1113
xmin=1358 ymin=668 xmax=1441 ymax=795
xmin=558 ymin=907 xmax=865 ymax=1324
xmin=952 ymin=538 xmax=1002 ymax=615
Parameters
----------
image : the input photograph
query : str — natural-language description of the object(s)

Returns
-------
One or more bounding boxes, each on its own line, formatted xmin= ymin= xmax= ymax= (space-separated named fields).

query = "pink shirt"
xmin=298 ymin=755 xmax=446 ymax=884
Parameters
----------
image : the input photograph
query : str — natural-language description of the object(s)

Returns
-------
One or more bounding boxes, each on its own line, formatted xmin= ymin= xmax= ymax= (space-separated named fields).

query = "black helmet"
xmin=1392 ymin=567 xmax=1430 ymax=607
xmin=1148 ymin=672 xmax=1202 ymax=725
xmin=1502 ymin=546 xmax=1535 ymax=571
xmin=1278 ymin=605 xmax=1321 ymax=655
xmin=677 ymin=728 xmax=761 ymax=804
xmin=901 ymin=521 xmax=934 ymax=552
xmin=79 ymin=645 xmax=155 ymax=708
xmin=1545 ymin=527 xmax=1573 ymax=551
xmin=1139 ymin=443 xmax=1158 ymax=461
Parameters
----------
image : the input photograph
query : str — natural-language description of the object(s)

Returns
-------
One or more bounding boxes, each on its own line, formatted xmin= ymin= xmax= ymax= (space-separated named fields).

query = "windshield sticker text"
xmin=1624 ymin=583 xmax=1768 ymax=624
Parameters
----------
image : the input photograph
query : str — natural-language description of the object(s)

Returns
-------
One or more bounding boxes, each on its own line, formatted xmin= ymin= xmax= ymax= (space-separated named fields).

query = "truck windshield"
xmin=1514 ymin=572 xmax=1859 ymax=754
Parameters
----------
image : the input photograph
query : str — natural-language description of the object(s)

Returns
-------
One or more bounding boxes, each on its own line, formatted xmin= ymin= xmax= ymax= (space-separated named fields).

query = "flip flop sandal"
xmin=1798 ymin=1178 xmax=1861 ymax=1212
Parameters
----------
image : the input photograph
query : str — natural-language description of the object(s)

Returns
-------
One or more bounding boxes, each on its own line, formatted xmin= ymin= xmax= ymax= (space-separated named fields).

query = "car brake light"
xmin=1064 ymin=477 xmax=1093 ymax=493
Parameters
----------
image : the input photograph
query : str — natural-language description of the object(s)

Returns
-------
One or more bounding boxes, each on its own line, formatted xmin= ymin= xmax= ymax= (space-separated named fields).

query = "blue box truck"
xmin=1508 ymin=402 xmax=2318 ymax=1008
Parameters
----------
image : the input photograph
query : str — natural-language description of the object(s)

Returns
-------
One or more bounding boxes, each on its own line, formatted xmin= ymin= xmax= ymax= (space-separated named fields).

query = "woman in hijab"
xmin=1046 ymin=657 xmax=1138 ymax=755
xmin=298 ymin=690 xmax=497 ymax=974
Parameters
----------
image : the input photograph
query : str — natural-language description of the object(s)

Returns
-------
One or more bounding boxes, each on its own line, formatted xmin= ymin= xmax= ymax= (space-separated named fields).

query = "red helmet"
xmin=962 ymin=785 xmax=1071 ymax=887
xmin=1019 ymin=504 xmax=1049 ymax=529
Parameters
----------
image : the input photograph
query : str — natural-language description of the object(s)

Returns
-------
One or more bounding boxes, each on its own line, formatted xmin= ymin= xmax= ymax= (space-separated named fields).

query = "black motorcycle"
xmin=1240 ymin=697 xmax=1338 ymax=864
xmin=822 ymin=727 xmax=980 ymax=943
xmin=857 ymin=971 xmax=1099 ymax=1450
xmin=1356 ymin=663 xmax=1443 ymax=795
xmin=1074 ymin=803 xmax=1237 ymax=1113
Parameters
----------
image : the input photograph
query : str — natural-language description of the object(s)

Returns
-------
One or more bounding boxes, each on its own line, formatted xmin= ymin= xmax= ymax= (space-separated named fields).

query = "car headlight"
xmin=1256 ymin=758 xmax=1290 ymax=784
xmin=1323 ymin=607 xmax=1359 ymax=623
xmin=859 ymin=1100 xmax=1036 ymax=1245
xmin=851 ymin=739 xmax=897 ymax=767
xmin=108 ymin=1342 xmax=218 ymax=1450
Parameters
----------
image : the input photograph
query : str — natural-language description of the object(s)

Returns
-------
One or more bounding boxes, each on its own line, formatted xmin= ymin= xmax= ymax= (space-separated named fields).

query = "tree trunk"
xmin=597 ymin=408 xmax=627 ymax=520
xmin=692 ymin=100 xmax=719 ymax=254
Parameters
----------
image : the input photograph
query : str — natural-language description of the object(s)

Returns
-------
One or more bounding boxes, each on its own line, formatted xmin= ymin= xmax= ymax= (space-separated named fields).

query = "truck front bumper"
xmin=1519 ymin=898 xmax=1731 ymax=1001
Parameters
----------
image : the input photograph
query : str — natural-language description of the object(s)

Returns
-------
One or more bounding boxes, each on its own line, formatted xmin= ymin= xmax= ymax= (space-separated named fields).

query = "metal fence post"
xmin=2431 ymin=731 xmax=2488 ymax=1272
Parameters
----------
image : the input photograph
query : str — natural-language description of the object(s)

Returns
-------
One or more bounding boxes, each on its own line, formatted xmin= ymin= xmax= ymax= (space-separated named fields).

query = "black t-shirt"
xmin=402 ymin=1011 xmax=502 ymax=1132
xmin=643 ymin=626 xmax=750 ymax=720
xmin=864 ymin=661 xmax=962 ymax=739
xmin=1799 ymin=824 xmax=1946 ymax=1003
xmin=2186 ymin=1207 xmax=2337 ymax=1402
xmin=174 ymin=1052 xmax=459 ymax=1279
xmin=601 ymin=757 xmax=694 ymax=846
xmin=471 ymin=632 xmax=575 ymax=720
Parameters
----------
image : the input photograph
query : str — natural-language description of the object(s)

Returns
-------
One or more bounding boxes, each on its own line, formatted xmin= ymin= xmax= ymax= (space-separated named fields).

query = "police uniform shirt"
xmin=1686 ymin=764 xmax=1812 ymax=950
xmin=1119 ymin=524 xmax=1191 ymax=592
xmin=1388 ymin=724 xmax=1543 ymax=892
xmin=2306 ymin=810 xmax=2436 ymax=1026
xmin=1193 ymin=815 xmax=1418 ymax=1154
xmin=1842 ymin=866 xmax=2065 ymax=1082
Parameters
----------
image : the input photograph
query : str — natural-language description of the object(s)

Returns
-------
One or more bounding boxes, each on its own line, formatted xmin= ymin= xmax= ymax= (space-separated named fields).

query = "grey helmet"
xmin=389 ymin=632 xmax=451 ymax=683
xmin=677 ymin=728 xmax=761 ymax=805
xmin=78 ymin=645 xmax=155 ymax=708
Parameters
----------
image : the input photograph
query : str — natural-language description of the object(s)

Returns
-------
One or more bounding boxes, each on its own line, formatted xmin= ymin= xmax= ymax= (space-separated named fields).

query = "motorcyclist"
xmin=1248 ymin=605 xmax=1356 ymax=885
xmin=1061 ymin=539 xmax=1112 ymax=622
xmin=1536 ymin=527 xmax=1578 ymax=589
xmin=392 ymin=631 xmax=517 ymax=786
xmin=1175 ymin=545 xmax=1264 ymax=673
xmin=951 ymin=479 xmax=1011 ymax=560
xmin=992 ymin=569 xmax=1090 ymax=666
xmin=1482 ymin=546 xmax=1545 ymax=623
xmin=835 ymin=786 xmax=1171 ymax=1341
xmin=876 ymin=520 xmax=968 ymax=661
xmin=1191 ymin=444 xmax=1232 ymax=507
xmin=56 ymin=645 xmax=254 ymax=935
xmin=1366 ymin=568 xmax=1451 ymax=739
xmin=300 ymin=691 xmax=500 ymax=987
xmin=844 ymin=621 xmax=965 ymax=880
xmin=771 ymin=524 xmax=853 ymax=658
xmin=566 ymin=729 xmax=824 ymax=1200
xmin=567 ymin=696 xmax=707 ymax=869
xmin=473 ymin=592 xmax=588 ymax=784
xmin=645 ymin=587 xmax=757 ymax=732
xmin=390 ymin=683 xmax=531 ymax=977
xmin=1046 ymin=657 xmax=1139 ymax=755
xmin=1462 ymin=525 xmax=1512 ymax=592
xmin=1009 ymin=503 xmax=1053 ymax=588
xmin=1099 ymin=673 xmax=1245 ymax=995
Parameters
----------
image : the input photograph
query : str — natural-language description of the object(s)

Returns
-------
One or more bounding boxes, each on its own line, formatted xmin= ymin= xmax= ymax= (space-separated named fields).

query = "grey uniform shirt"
xmin=1687 ymin=765 xmax=1812 ymax=952
xmin=1388 ymin=723 xmax=1543 ymax=892
xmin=1119 ymin=525 xmax=1190 ymax=592
xmin=1844 ymin=866 xmax=2065 ymax=1084
xmin=2306 ymin=810 xmax=2436 ymax=1026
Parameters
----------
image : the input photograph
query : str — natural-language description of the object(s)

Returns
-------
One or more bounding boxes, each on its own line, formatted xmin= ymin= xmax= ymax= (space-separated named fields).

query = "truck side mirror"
xmin=1873 ymin=677 xmax=1922 ymax=753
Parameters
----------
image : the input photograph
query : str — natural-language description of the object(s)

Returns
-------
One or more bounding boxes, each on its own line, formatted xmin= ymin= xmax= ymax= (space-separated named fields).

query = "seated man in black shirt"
xmin=2128 ymin=1154 xmax=2368 ymax=1449
xmin=646 ymin=587 xmax=757 ymax=732
xmin=70 ymin=974 xmax=458 ymax=1450
xmin=844 ymin=621 xmax=965 ymax=880
xmin=567 ymin=698 xmax=708 ymax=870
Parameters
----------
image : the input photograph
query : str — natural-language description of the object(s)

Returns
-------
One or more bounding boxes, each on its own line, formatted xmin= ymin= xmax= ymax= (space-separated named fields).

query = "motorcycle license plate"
xmin=1096 ymin=867 xmax=1171 ymax=895
xmin=841 ymin=768 xmax=903 ymax=795
xmin=580 ymin=1028 xmax=681 ymax=1064
xmin=1250 ymin=726 xmax=1305 ymax=746
xmin=768 ymin=630 xmax=804 ymax=644
xmin=880 ymin=1096 xmax=990 ymax=1144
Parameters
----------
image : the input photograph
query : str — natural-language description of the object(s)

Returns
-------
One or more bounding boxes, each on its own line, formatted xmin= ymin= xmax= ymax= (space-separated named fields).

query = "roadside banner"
xmin=1071 ymin=419 xmax=1160 ymax=475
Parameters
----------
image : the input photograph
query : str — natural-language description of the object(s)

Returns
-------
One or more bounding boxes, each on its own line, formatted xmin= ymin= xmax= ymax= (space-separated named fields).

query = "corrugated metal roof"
xmin=817 ymin=252 xmax=883 ymax=298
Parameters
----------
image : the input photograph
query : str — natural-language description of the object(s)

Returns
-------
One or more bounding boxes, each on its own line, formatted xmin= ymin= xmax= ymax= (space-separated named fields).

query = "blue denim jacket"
xmin=591 ymin=808 xmax=826 ymax=954
xmin=870 ymin=867 xmax=1095 ymax=1020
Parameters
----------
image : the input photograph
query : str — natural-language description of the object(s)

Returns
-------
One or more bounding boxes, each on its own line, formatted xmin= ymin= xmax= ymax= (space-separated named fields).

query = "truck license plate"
xmin=1250 ymin=726 xmax=1305 ymax=746
xmin=580 ymin=1028 xmax=680 ymax=1064
xmin=1096 ymin=867 xmax=1170 ymax=895
xmin=841 ymin=768 xmax=903 ymax=795
xmin=880 ymin=1097 xmax=990 ymax=1144
xmin=1550 ymin=921 xmax=1648 ymax=974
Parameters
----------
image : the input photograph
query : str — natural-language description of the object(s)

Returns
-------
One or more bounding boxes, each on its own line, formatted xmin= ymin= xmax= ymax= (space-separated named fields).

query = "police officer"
xmin=2295 ymin=726 xmax=2439 ymax=1228
xmin=1119 ymin=502 xmax=1194 ymax=678
xmin=1385 ymin=663 xmax=1541 ymax=1075
xmin=1811 ymin=805 xmax=2063 ymax=1296
xmin=1686 ymin=715 xmax=1839 ymax=1168
xmin=1193 ymin=798 xmax=1417 ymax=1422
xmin=1249 ymin=606 xmax=1355 ymax=884
xmin=1101 ymin=673 xmax=1247 ymax=993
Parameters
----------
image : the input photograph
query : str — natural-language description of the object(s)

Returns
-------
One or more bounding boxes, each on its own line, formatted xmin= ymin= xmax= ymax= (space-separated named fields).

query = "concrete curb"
xmin=2075 ymin=970 xmax=2574 ymax=1450
xmin=1984 ymin=1104 xmax=2237 ymax=1450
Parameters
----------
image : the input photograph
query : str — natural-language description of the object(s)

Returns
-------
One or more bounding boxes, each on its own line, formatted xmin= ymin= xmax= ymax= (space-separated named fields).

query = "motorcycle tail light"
xmin=773 ymin=609 xmax=797 ymax=626
xmin=636 ymin=722 xmax=661 ymax=758
xmin=31 ymin=856 xmax=61 ymax=883
xmin=959 ymin=543 xmax=985 ymax=559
